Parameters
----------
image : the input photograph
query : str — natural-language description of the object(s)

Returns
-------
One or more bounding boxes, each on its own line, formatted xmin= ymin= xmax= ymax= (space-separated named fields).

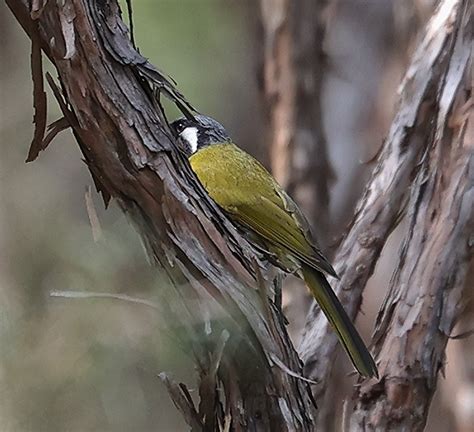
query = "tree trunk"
xmin=5 ymin=1 xmax=317 ymax=430
xmin=258 ymin=0 xmax=332 ymax=247
xmin=350 ymin=1 xmax=473 ymax=429
xmin=300 ymin=1 xmax=474 ymax=430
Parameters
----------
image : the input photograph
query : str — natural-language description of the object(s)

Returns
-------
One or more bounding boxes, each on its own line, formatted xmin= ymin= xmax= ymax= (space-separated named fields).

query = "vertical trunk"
xmin=259 ymin=0 xmax=332 ymax=246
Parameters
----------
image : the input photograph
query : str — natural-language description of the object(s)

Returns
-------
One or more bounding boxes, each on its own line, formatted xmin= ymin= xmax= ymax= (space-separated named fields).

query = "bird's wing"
xmin=229 ymin=193 xmax=337 ymax=277
xmin=190 ymin=142 xmax=337 ymax=277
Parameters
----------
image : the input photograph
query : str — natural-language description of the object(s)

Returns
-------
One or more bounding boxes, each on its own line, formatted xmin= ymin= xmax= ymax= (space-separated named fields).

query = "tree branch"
xmin=351 ymin=1 xmax=473 ymax=429
xmin=6 ymin=0 xmax=317 ymax=430
xmin=299 ymin=0 xmax=470 ymax=415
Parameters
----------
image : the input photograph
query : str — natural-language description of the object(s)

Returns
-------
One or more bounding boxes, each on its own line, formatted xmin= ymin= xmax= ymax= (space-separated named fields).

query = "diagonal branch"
xmin=6 ymin=0 xmax=317 ymax=430
xmin=299 ymin=0 xmax=469 ymax=412
xmin=351 ymin=1 xmax=473 ymax=429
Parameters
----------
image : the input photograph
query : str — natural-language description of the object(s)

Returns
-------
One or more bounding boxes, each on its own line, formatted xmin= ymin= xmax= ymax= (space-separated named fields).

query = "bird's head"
xmin=171 ymin=115 xmax=231 ymax=156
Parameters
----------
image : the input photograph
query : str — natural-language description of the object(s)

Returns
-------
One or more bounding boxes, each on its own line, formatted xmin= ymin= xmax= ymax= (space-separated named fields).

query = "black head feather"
xmin=171 ymin=115 xmax=231 ymax=155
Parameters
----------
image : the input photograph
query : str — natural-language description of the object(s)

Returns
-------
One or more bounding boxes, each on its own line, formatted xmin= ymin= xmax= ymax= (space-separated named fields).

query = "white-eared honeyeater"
xmin=171 ymin=115 xmax=378 ymax=378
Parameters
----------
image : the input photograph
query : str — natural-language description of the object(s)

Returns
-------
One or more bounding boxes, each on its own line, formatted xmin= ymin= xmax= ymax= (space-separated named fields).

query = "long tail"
xmin=302 ymin=266 xmax=378 ymax=378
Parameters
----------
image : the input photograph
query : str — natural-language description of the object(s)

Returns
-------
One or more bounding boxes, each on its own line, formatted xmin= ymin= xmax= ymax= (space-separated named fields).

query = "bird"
xmin=171 ymin=114 xmax=378 ymax=378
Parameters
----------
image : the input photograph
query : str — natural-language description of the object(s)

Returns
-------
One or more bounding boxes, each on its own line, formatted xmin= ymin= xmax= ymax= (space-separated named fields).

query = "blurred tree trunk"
xmin=258 ymin=0 xmax=332 ymax=248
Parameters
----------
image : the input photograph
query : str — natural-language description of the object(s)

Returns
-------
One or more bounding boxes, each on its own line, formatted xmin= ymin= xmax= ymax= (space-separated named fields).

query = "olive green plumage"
xmin=190 ymin=143 xmax=335 ymax=274
xmin=189 ymin=142 xmax=378 ymax=378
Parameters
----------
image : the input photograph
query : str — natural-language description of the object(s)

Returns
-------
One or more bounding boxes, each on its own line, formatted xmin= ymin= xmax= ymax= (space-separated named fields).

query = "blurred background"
xmin=0 ymin=0 xmax=471 ymax=431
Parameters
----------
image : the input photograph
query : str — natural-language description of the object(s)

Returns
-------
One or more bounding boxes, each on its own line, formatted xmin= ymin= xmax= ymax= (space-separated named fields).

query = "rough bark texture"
xmin=443 ymin=304 xmax=474 ymax=432
xmin=350 ymin=1 xmax=473 ymax=429
xmin=259 ymin=0 xmax=332 ymax=246
xmin=5 ymin=1 xmax=317 ymax=430
xmin=299 ymin=3 xmax=472 ymax=426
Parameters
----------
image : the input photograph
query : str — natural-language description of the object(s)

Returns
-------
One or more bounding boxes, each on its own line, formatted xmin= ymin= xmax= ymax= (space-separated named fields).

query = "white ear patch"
xmin=180 ymin=126 xmax=199 ymax=154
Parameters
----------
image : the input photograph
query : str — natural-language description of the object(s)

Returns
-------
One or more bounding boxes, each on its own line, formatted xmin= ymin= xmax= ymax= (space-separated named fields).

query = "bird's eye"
xmin=172 ymin=120 xmax=185 ymax=134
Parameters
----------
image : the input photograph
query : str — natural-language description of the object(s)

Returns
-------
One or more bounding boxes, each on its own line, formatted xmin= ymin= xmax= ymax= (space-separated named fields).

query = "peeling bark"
xmin=5 ymin=0 xmax=316 ymax=430
xmin=350 ymin=1 xmax=473 ymax=429
xmin=26 ymin=17 xmax=47 ymax=162
xmin=299 ymin=0 xmax=472 ymax=426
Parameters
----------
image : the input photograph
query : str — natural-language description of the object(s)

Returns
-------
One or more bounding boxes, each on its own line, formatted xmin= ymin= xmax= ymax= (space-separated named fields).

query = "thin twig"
xmin=50 ymin=290 xmax=159 ymax=310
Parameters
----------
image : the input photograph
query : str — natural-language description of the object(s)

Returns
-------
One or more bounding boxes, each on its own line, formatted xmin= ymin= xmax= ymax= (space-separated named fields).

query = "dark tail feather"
xmin=302 ymin=266 xmax=378 ymax=378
